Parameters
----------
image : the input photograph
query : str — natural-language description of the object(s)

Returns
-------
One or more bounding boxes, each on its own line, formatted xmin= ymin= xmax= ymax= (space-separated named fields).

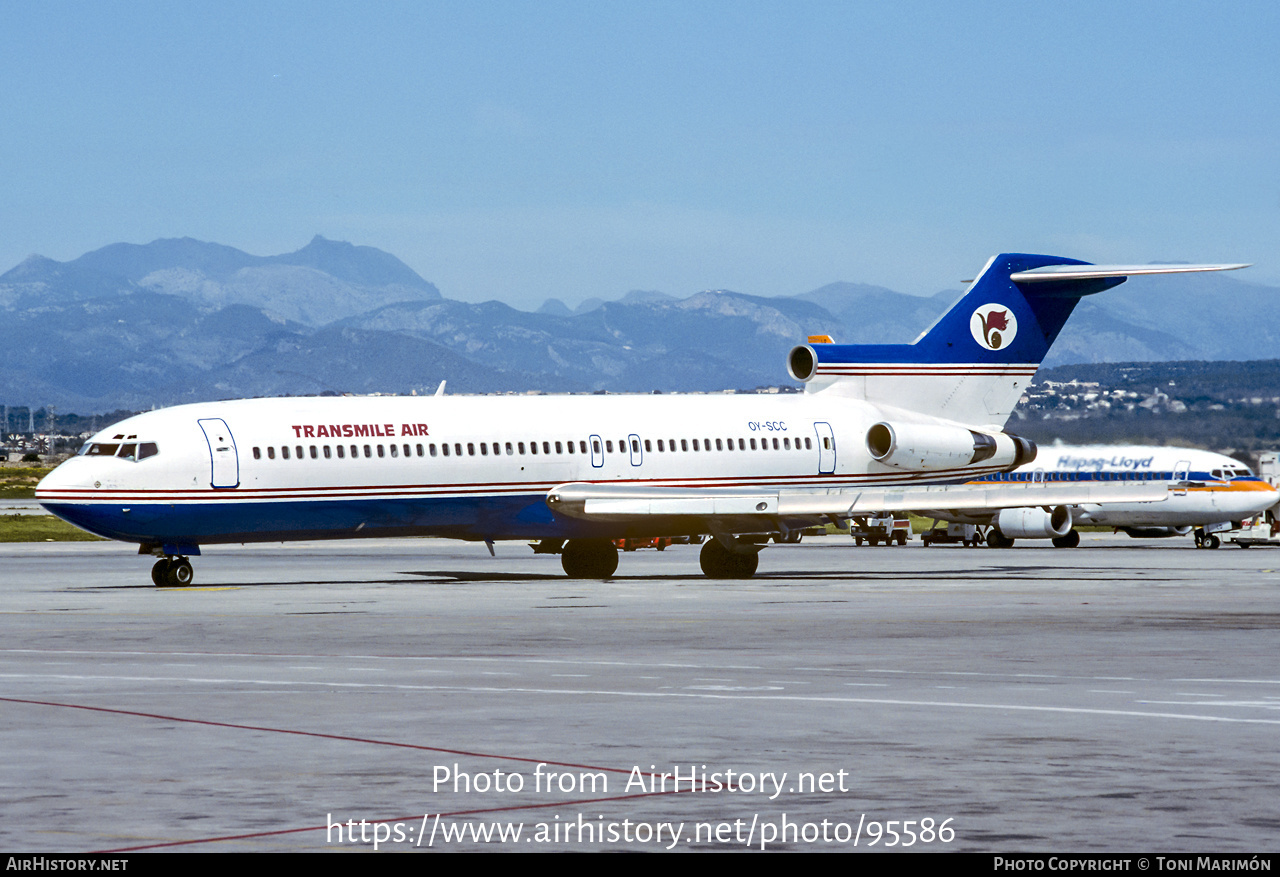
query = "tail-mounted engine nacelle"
xmin=866 ymin=421 xmax=1037 ymax=472
xmin=996 ymin=506 xmax=1072 ymax=539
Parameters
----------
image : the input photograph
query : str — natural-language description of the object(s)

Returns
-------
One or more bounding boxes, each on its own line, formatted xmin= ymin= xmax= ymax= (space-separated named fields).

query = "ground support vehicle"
xmin=851 ymin=514 xmax=910 ymax=546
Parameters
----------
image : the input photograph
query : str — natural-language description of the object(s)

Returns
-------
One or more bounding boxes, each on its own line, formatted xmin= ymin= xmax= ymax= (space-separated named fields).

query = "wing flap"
xmin=548 ymin=482 xmax=1168 ymax=522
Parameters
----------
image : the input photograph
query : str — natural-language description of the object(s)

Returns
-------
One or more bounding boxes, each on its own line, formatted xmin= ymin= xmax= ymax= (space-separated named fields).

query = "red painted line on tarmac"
xmin=3 ymin=694 xmax=711 ymax=850
xmin=94 ymin=790 xmax=687 ymax=852
xmin=0 ymin=695 xmax=633 ymax=775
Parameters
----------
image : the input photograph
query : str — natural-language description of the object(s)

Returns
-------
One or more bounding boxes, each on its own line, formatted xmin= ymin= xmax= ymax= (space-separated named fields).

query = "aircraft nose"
xmin=1220 ymin=483 xmax=1280 ymax=518
xmin=35 ymin=458 xmax=94 ymax=507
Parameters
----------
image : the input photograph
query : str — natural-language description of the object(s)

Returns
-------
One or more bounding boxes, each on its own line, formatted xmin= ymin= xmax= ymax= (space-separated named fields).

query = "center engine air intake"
xmin=866 ymin=422 xmax=1036 ymax=472
xmin=787 ymin=345 xmax=817 ymax=382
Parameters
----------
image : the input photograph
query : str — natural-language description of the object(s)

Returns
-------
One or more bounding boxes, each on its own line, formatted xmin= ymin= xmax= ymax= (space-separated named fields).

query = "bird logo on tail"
xmin=970 ymin=304 xmax=1018 ymax=351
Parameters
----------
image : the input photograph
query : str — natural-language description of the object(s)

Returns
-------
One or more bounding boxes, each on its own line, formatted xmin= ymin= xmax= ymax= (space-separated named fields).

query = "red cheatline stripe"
xmin=816 ymin=369 xmax=1038 ymax=376
xmin=814 ymin=360 xmax=1037 ymax=365
xmin=37 ymin=468 xmax=1012 ymax=503
xmin=817 ymin=366 xmax=1038 ymax=371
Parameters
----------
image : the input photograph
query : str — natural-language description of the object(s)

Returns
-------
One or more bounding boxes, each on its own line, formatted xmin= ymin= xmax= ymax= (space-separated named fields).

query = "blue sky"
xmin=3 ymin=1 xmax=1276 ymax=308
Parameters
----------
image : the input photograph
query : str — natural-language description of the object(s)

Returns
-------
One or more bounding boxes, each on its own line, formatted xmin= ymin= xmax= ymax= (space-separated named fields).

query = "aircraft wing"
xmin=547 ymin=481 xmax=1168 ymax=525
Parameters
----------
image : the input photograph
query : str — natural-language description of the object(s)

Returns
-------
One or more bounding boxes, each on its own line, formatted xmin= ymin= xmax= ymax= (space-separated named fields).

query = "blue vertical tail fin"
xmin=786 ymin=254 xmax=1248 ymax=425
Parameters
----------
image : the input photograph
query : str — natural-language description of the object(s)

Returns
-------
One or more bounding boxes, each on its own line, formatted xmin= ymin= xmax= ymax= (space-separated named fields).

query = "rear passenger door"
xmin=814 ymin=422 xmax=836 ymax=474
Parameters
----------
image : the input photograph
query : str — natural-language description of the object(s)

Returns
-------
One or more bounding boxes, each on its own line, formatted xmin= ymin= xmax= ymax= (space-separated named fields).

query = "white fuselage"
xmin=36 ymin=392 xmax=1010 ymax=549
xmin=938 ymin=444 xmax=1278 ymax=529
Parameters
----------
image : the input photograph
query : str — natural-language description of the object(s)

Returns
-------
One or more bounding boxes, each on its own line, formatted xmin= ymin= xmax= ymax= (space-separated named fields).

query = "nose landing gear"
xmin=151 ymin=556 xmax=195 ymax=587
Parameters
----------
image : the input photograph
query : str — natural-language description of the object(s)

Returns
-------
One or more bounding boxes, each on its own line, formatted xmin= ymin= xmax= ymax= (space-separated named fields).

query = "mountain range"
xmin=1 ymin=236 xmax=1273 ymax=412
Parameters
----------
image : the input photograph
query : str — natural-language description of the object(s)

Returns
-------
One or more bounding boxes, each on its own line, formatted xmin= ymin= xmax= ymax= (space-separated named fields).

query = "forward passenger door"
xmin=197 ymin=418 xmax=239 ymax=488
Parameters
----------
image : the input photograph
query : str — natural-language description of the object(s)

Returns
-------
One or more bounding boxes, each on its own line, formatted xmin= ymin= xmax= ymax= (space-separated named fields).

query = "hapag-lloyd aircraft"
xmin=919 ymin=444 xmax=1279 ymax=549
xmin=36 ymin=253 xmax=1247 ymax=585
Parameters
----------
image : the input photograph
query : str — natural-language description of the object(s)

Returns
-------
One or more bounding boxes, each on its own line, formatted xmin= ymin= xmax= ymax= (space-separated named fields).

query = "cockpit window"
xmin=80 ymin=441 xmax=159 ymax=460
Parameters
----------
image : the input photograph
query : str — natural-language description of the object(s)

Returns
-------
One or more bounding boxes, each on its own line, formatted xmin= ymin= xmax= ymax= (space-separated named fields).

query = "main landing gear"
xmin=558 ymin=536 xmax=764 ymax=579
xmin=985 ymin=530 xmax=1015 ymax=549
xmin=699 ymin=538 xmax=760 ymax=579
xmin=151 ymin=556 xmax=195 ymax=587
xmin=560 ymin=539 xmax=619 ymax=579
xmin=1193 ymin=528 xmax=1221 ymax=549
xmin=1051 ymin=530 xmax=1081 ymax=549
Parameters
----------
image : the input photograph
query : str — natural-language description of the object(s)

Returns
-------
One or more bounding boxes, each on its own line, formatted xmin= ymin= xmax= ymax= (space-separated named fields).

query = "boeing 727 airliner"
xmin=35 ymin=253 xmax=1248 ymax=585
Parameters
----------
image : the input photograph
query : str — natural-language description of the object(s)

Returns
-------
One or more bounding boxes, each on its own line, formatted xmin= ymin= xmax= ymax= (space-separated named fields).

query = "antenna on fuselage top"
xmin=434 ymin=381 xmax=446 ymax=397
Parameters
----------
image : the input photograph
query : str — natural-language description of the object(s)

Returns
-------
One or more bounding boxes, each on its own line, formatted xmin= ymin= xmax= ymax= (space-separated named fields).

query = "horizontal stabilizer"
xmin=1010 ymin=263 xmax=1249 ymax=283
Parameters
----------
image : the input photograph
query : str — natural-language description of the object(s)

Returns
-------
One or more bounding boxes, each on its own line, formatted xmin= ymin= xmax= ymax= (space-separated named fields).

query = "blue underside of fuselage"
xmin=43 ymin=495 xmax=628 ymax=546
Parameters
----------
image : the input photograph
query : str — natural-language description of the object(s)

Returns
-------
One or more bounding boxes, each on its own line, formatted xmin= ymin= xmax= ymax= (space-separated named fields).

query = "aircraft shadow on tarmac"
xmin=97 ymin=562 xmax=1183 ymax=589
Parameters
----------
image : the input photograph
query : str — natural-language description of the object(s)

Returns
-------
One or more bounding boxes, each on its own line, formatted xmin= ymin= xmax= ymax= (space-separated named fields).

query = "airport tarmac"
xmin=1 ymin=532 xmax=1277 ymax=853
xmin=0 ymin=501 xmax=45 ymax=515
